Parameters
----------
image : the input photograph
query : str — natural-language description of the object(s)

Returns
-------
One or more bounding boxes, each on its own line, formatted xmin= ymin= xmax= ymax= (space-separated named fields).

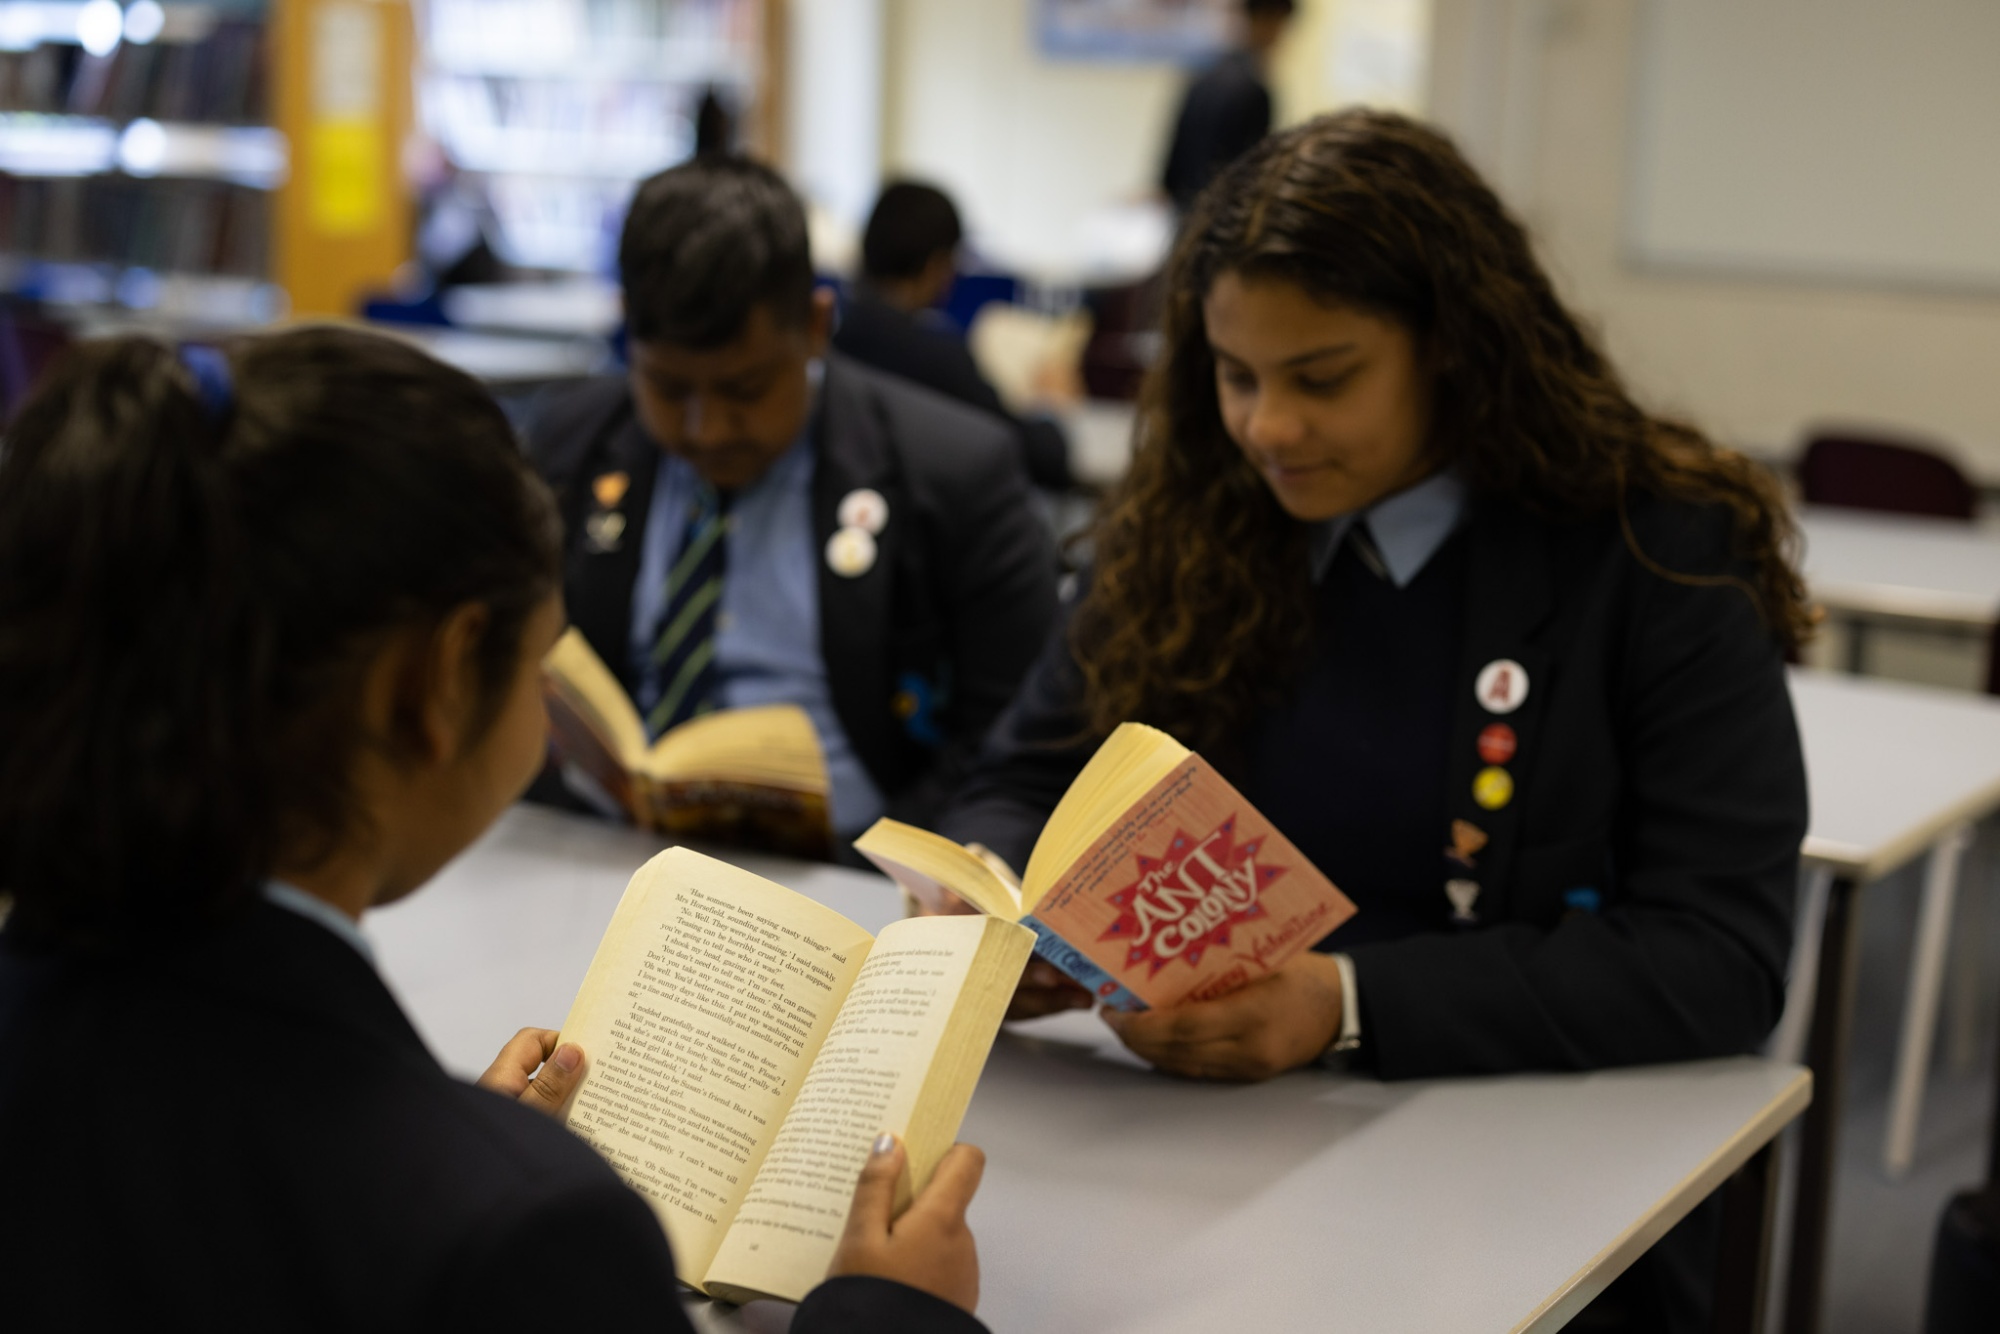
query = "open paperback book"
xmin=542 ymin=627 xmax=832 ymax=858
xmin=557 ymin=846 xmax=1035 ymax=1304
xmin=855 ymin=723 xmax=1357 ymax=1010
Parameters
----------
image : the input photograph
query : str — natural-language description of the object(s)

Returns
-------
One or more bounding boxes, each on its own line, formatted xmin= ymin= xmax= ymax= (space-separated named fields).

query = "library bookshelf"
xmin=414 ymin=0 xmax=769 ymax=277
xmin=0 ymin=0 xmax=411 ymax=325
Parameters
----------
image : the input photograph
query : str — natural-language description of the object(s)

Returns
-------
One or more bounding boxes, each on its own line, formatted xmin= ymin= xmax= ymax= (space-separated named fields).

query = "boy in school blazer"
xmin=526 ymin=158 xmax=1055 ymax=847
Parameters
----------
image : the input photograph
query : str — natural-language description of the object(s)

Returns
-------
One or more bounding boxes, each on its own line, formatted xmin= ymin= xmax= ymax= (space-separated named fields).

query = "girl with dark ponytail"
xmin=0 ymin=326 xmax=989 ymax=1331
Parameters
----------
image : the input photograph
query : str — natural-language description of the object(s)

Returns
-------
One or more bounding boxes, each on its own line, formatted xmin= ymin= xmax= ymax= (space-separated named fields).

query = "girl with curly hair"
xmin=944 ymin=107 xmax=1808 ymax=1085
xmin=939 ymin=105 xmax=1809 ymax=1332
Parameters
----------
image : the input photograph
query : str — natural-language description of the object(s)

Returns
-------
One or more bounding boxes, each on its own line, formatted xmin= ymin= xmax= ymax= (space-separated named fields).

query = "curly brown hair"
xmin=1075 ymin=109 xmax=1811 ymax=752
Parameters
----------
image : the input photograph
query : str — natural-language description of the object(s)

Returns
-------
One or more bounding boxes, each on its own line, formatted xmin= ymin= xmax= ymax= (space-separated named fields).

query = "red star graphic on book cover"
xmin=1096 ymin=816 xmax=1290 ymax=977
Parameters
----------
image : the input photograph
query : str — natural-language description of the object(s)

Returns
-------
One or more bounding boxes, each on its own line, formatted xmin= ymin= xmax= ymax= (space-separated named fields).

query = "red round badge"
xmin=1478 ymin=723 xmax=1517 ymax=766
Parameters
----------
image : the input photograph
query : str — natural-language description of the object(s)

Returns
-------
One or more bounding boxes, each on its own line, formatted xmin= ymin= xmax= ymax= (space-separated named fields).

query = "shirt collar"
xmin=1308 ymin=468 xmax=1468 ymax=588
xmin=263 ymin=881 xmax=377 ymax=968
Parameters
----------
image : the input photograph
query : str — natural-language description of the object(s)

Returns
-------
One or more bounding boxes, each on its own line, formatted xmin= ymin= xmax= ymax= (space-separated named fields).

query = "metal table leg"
xmin=1784 ymin=873 xmax=1861 ymax=1334
xmin=1884 ymin=823 xmax=1973 ymax=1177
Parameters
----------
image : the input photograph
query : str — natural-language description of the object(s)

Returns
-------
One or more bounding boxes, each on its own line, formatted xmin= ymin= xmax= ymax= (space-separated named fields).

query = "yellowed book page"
xmin=558 ymin=847 xmax=875 ymax=1287
xmin=544 ymin=627 xmax=648 ymax=770
xmin=1024 ymin=722 xmax=1188 ymax=909
xmin=703 ymin=914 xmax=1034 ymax=1304
xmin=853 ymin=819 xmax=1020 ymax=918
xmin=645 ymin=703 xmax=830 ymax=792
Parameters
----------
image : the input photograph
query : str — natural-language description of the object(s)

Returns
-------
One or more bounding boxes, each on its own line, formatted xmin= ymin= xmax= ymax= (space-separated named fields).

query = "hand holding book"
xmin=859 ymin=723 xmax=1358 ymax=1014
xmin=904 ymin=844 xmax=1094 ymax=1020
xmin=1100 ymin=952 xmax=1349 ymax=1081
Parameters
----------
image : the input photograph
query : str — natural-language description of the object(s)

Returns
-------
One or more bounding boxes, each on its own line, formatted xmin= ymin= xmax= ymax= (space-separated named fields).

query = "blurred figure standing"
xmin=834 ymin=181 xmax=1073 ymax=491
xmin=1160 ymin=0 xmax=1297 ymax=214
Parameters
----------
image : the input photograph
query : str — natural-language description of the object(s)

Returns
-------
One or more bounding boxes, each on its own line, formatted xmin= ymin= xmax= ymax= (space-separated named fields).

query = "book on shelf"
xmin=0 ymin=175 xmax=268 ymax=277
xmin=542 ymin=626 xmax=833 ymax=859
xmin=855 ymin=723 xmax=1357 ymax=1010
xmin=557 ymin=844 xmax=1035 ymax=1304
xmin=0 ymin=19 xmax=267 ymax=124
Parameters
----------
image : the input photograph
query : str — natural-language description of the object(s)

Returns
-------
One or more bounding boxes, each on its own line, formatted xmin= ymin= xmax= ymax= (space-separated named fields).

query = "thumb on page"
xmin=520 ymin=1042 xmax=586 ymax=1117
xmin=843 ymin=1131 xmax=906 ymax=1241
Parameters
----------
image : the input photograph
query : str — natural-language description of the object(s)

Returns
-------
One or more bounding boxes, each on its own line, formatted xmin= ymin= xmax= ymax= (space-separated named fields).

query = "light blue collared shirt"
xmin=263 ymin=880 xmax=376 ymax=967
xmin=1309 ymin=468 xmax=1469 ymax=587
xmin=628 ymin=420 xmax=885 ymax=838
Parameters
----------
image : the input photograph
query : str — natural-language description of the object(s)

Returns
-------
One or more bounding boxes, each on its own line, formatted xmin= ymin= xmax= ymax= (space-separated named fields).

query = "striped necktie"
xmin=646 ymin=482 xmax=729 ymax=736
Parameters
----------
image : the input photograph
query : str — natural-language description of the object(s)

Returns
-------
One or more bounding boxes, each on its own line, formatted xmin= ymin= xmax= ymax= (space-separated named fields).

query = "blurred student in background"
xmin=527 ymin=158 xmax=1055 ymax=850
xmin=0 ymin=327 xmax=990 ymax=1330
xmin=1160 ymin=0 xmax=1296 ymax=215
xmin=833 ymin=181 xmax=1074 ymax=491
xmin=939 ymin=110 xmax=1809 ymax=1334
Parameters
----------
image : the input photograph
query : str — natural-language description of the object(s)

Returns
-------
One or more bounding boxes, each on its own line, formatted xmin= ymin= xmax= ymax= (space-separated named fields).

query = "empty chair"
xmin=1799 ymin=431 xmax=1977 ymax=520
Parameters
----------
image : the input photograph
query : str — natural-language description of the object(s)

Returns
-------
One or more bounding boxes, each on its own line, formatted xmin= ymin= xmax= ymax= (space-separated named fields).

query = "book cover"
xmin=1029 ymin=755 xmax=1355 ymax=1010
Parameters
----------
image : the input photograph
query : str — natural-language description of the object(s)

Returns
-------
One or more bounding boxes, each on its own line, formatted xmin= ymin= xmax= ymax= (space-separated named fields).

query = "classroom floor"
xmin=1819 ymin=845 xmax=1999 ymax=1334
xmin=1806 ymin=626 xmax=2000 ymax=1334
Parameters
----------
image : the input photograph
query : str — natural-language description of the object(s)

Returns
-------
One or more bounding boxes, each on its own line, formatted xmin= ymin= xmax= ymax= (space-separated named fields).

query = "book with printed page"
xmin=854 ymin=723 xmax=1357 ymax=1010
xmin=541 ymin=627 xmax=832 ymax=859
xmin=557 ymin=846 xmax=1035 ymax=1305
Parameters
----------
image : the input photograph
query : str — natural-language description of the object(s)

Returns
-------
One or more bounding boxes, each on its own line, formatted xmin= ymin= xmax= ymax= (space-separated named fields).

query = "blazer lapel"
xmin=568 ymin=414 xmax=661 ymax=696
xmin=1441 ymin=500 xmax=1557 ymax=927
xmin=813 ymin=359 xmax=902 ymax=785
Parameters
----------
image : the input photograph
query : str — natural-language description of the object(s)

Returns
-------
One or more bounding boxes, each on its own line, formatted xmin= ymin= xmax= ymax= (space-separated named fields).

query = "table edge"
xmin=1511 ymin=1066 xmax=1812 ymax=1334
xmin=1802 ymin=764 xmax=2000 ymax=881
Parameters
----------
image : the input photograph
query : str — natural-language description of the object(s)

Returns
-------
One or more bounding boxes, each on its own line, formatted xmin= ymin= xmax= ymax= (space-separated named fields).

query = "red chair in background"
xmin=1799 ymin=431 xmax=1978 ymax=520
xmin=1798 ymin=431 xmax=1980 ymax=674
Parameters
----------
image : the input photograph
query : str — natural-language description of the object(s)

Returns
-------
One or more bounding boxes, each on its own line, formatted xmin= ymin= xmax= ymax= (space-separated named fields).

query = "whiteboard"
xmin=1626 ymin=0 xmax=2000 ymax=293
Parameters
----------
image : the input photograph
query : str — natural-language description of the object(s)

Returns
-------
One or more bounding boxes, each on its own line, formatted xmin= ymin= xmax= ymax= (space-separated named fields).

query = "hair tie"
xmin=178 ymin=344 xmax=235 ymax=426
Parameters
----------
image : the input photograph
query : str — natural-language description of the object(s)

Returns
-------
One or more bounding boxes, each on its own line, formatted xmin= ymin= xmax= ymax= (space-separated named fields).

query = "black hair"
xmin=1243 ymin=0 xmax=1296 ymax=17
xmin=0 ymin=326 xmax=561 ymax=950
xmin=860 ymin=181 xmax=964 ymax=282
xmin=619 ymin=155 xmax=815 ymax=348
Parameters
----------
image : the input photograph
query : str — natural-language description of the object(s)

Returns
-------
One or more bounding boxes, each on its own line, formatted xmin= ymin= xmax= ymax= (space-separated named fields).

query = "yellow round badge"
xmin=1473 ymin=765 xmax=1514 ymax=811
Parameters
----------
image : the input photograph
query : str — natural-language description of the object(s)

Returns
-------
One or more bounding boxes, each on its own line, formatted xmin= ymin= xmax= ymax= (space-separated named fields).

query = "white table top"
xmin=373 ymin=325 xmax=612 ymax=386
xmin=368 ymin=804 xmax=1806 ymax=1334
xmin=1792 ymin=668 xmax=2000 ymax=880
xmin=1797 ymin=506 xmax=2000 ymax=627
xmin=440 ymin=280 xmax=622 ymax=339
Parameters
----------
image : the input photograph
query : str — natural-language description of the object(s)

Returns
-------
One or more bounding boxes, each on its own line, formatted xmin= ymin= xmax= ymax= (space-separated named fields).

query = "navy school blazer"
xmin=527 ymin=354 xmax=1058 ymax=836
xmin=940 ymin=492 xmax=1809 ymax=1078
xmin=0 ymin=903 xmax=987 ymax=1332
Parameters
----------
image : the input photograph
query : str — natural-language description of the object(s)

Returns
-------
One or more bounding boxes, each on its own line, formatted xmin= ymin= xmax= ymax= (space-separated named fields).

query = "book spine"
xmin=1021 ymin=914 xmax=1147 ymax=1012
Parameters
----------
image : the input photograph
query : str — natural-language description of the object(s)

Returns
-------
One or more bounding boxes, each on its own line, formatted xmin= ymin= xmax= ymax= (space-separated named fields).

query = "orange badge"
xmin=592 ymin=471 xmax=630 ymax=510
xmin=1450 ymin=819 xmax=1489 ymax=861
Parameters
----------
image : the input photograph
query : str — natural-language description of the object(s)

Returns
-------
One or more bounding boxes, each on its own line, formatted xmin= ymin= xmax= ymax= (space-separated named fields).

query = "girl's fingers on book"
xmin=1005 ymin=964 xmax=1094 ymax=1020
xmin=474 ymin=1026 xmax=586 ymax=1119
xmin=908 ymin=1144 xmax=986 ymax=1228
xmin=520 ymin=1042 xmax=586 ymax=1118
xmin=1101 ymin=957 xmax=1345 ymax=1082
xmin=475 ymin=1026 xmax=560 ymax=1097
xmin=831 ymin=1136 xmax=983 ymax=1313
xmin=843 ymin=1132 xmax=908 ymax=1237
